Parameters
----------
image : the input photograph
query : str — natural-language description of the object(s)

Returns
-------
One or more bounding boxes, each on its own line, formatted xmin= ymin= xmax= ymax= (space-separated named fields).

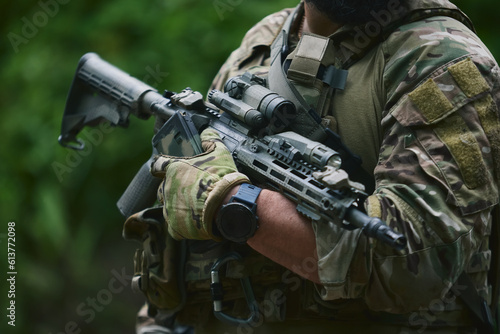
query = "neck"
xmin=302 ymin=2 xmax=342 ymax=37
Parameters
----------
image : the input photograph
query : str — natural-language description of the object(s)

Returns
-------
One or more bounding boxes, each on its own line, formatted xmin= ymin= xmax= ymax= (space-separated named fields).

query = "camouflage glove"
xmin=150 ymin=128 xmax=250 ymax=241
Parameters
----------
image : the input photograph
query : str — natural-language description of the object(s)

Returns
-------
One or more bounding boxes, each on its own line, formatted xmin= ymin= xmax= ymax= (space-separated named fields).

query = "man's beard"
xmin=305 ymin=0 xmax=392 ymax=25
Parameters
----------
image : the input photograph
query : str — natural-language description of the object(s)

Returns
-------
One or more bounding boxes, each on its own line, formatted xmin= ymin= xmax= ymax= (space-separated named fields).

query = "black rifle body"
xmin=59 ymin=53 xmax=406 ymax=250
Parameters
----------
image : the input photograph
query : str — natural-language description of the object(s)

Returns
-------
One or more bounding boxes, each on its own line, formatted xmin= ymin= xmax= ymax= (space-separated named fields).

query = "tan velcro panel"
xmin=286 ymin=33 xmax=336 ymax=85
xmin=448 ymin=58 xmax=490 ymax=98
xmin=474 ymin=94 xmax=500 ymax=179
xmin=432 ymin=113 xmax=487 ymax=189
xmin=408 ymin=78 xmax=454 ymax=123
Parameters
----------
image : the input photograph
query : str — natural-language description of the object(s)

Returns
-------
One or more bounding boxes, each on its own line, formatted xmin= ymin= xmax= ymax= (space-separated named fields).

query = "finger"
xmin=200 ymin=128 xmax=221 ymax=152
xmin=200 ymin=128 xmax=222 ymax=142
xmin=150 ymin=155 xmax=177 ymax=177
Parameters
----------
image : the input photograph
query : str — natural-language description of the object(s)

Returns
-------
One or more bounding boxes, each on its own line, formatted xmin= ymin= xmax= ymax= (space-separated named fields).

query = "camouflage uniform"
xmin=135 ymin=0 xmax=500 ymax=333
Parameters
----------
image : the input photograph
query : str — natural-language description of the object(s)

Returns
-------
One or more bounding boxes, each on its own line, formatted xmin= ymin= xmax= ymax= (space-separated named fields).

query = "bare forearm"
xmin=223 ymin=186 xmax=321 ymax=283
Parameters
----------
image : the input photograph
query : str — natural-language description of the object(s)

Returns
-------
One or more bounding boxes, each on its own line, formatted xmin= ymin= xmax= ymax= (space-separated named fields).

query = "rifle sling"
xmin=268 ymin=4 xmax=372 ymax=189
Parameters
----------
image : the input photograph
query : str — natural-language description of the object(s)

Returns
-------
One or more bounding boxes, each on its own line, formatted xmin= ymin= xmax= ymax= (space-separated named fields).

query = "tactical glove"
xmin=150 ymin=128 xmax=250 ymax=241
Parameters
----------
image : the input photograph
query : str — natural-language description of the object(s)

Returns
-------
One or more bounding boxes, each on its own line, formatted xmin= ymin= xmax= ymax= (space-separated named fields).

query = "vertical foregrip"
xmin=116 ymin=155 xmax=162 ymax=218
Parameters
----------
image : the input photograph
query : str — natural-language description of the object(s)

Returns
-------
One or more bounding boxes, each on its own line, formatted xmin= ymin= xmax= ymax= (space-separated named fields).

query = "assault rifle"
xmin=58 ymin=53 xmax=406 ymax=250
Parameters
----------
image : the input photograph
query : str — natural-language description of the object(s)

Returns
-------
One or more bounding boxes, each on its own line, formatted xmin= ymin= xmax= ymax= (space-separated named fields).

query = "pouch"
xmin=123 ymin=207 xmax=183 ymax=312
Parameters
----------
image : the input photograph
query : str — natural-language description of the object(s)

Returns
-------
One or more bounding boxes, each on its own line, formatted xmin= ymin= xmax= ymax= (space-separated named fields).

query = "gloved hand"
xmin=150 ymin=128 xmax=250 ymax=241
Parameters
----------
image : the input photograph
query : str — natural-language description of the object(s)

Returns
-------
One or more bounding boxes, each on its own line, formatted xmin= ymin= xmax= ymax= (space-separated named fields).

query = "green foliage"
xmin=0 ymin=0 xmax=498 ymax=333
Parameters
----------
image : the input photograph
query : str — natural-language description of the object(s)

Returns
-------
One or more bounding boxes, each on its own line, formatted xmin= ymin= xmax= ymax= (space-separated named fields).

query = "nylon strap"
xmin=268 ymin=4 xmax=368 ymax=181
xmin=268 ymin=5 xmax=327 ymax=143
xmin=285 ymin=33 xmax=347 ymax=90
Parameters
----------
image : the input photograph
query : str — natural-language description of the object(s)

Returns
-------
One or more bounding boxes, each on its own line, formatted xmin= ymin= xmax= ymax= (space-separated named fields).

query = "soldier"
xmin=128 ymin=0 xmax=500 ymax=333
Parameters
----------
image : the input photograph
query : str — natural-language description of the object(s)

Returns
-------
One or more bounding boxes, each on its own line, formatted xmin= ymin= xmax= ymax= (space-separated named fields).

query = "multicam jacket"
xmin=210 ymin=0 xmax=500 ymax=331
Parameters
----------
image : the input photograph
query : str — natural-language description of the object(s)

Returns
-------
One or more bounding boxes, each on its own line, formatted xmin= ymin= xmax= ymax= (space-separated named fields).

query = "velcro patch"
xmin=366 ymin=195 xmax=382 ymax=219
xmin=475 ymin=94 xmax=500 ymax=178
xmin=448 ymin=58 xmax=490 ymax=98
xmin=432 ymin=113 xmax=487 ymax=189
xmin=287 ymin=33 xmax=336 ymax=85
xmin=408 ymin=78 xmax=454 ymax=123
xmin=295 ymin=34 xmax=330 ymax=61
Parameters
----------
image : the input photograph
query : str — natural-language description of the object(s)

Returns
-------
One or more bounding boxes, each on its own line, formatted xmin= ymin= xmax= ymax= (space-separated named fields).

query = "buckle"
xmin=210 ymin=252 xmax=261 ymax=326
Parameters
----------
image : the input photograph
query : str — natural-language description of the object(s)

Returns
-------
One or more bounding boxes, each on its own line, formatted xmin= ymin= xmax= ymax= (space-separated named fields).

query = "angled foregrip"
xmin=116 ymin=155 xmax=162 ymax=218
xmin=345 ymin=207 xmax=407 ymax=250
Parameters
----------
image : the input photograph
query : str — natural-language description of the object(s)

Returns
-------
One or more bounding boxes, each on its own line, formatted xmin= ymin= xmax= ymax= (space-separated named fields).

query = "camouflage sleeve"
xmin=317 ymin=16 xmax=500 ymax=313
xmin=209 ymin=8 xmax=293 ymax=92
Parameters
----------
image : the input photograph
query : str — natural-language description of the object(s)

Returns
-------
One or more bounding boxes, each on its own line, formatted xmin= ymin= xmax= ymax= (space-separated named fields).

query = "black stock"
xmin=59 ymin=53 xmax=158 ymax=150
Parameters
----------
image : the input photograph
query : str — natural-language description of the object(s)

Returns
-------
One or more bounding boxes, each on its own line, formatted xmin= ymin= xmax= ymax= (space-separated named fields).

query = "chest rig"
xmin=267 ymin=5 xmax=368 ymax=183
xmin=282 ymin=33 xmax=348 ymax=134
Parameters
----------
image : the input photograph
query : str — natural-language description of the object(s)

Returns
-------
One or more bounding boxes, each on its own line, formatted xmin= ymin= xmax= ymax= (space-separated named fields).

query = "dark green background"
xmin=0 ymin=1 xmax=498 ymax=333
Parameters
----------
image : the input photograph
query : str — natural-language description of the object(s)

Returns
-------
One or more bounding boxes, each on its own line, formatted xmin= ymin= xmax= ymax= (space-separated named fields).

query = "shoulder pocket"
xmin=390 ymin=58 xmax=500 ymax=215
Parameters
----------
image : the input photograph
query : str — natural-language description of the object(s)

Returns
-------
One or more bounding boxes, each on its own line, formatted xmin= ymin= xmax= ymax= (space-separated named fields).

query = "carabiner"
xmin=210 ymin=252 xmax=261 ymax=327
